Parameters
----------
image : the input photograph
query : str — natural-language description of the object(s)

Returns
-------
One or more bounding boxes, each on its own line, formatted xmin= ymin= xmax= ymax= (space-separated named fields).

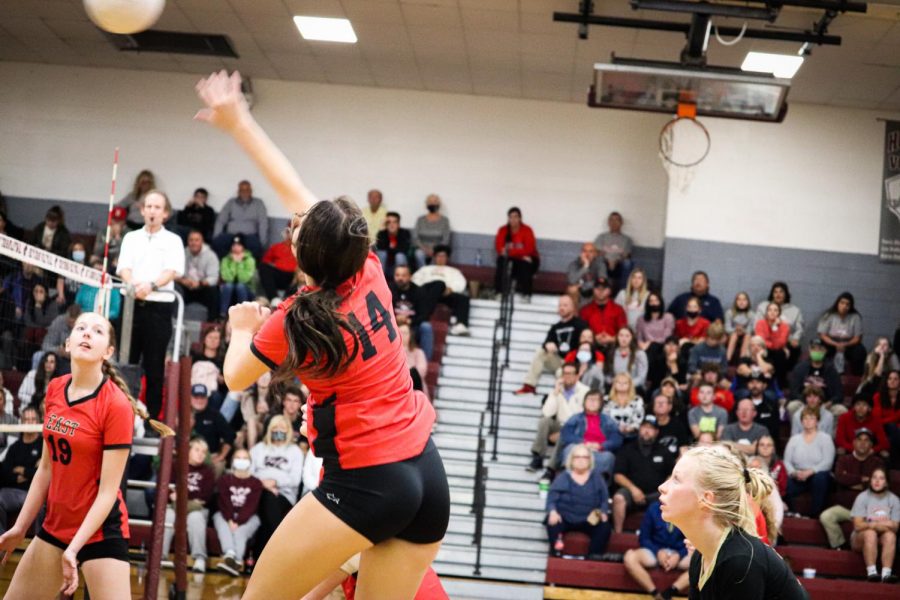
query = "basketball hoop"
xmin=659 ymin=100 xmax=711 ymax=193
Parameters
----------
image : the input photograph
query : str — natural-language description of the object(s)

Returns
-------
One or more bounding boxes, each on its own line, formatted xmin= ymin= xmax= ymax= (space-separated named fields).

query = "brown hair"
xmin=276 ymin=197 xmax=370 ymax=380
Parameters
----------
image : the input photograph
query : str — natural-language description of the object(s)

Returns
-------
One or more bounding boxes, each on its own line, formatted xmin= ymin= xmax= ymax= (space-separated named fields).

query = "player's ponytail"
xmin=276 ymin=196 xmax=369 ymax=381
xmin=683 ymin=445 xmax=761 ymax=537
xmin=103 ymin=359 xmax=175 ymax=438
xmin=278 ymin=289 xmax=359 ymax=380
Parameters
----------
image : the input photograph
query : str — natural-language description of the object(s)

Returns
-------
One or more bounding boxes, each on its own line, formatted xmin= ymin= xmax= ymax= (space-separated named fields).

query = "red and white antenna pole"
xmin=98 ymin=147 xmax=119 ymax=317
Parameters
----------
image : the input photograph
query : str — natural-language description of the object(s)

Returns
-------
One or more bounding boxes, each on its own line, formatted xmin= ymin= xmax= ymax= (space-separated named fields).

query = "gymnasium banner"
xmin=880 ymin=119 xmax=900 ymax=263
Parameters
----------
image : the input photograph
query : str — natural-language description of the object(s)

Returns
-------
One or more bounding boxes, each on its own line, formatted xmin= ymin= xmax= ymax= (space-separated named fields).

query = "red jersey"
xmin=579 ymin=301 xmax=627 ymax=337
xmin=494 ymin=224 xmax=538 ymax=260
xmin=252 ymin=251 xmax=435 ymax=470
xmin=42 ymin=375 xmax=133 ymax=544
xmin=342 ymin=567 xmax=448 ymax=600
xmin=674 ymin=317 xmax=710 ymax=340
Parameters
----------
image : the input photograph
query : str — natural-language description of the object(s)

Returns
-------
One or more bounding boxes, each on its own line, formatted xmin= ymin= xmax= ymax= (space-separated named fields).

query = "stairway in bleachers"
xmin=431 ymin=293 xmax=560 ymax=590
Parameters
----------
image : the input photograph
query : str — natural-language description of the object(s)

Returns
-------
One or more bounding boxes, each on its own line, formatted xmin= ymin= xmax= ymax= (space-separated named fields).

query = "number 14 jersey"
xmin=251 ymin=251 xmax=435 ymax=470
xmin=42 ymin=375 xmax=134 ymax=545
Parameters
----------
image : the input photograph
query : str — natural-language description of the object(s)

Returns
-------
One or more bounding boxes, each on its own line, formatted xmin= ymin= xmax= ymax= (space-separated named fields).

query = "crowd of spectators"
xmin=513 ymin=212 xmax=900 ymax=587
xmin=1 ymin=184 xmax=899 ymax=586
xmin=0 ymin=178 xmax=478 ymax=577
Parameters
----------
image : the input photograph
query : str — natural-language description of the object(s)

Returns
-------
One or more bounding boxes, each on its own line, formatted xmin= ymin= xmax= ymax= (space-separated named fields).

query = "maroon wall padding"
xmin=562 ymin=532 xmax=639 ymax=556
xmin=457 ymin=265 xmax=569 ymax=295
xmin=800 ymin=577 xmax=900 ymax=599
xmin=545 ymin=558 xmax=681 ymax=591
xmin=778 ymin=546 xmax=871 ymax=578
xmin=781 ymin=517 xmax=852 ymax=547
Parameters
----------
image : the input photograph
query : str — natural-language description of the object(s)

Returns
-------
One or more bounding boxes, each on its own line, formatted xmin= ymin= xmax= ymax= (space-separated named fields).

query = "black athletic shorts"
xmin=38 ymin=528 xmax=130 ymax=564
xmin=313 ymin=437 xmax=450 ymax=545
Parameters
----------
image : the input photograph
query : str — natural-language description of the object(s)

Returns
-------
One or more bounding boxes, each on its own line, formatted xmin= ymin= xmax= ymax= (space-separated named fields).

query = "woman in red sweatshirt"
xmin=494 ymin=206 xmax=539 ymax=299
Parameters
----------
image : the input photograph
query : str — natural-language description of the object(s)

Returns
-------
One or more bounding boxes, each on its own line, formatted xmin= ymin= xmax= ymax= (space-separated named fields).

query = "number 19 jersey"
xmin=42 ymin=375 xmax=134 ymax=545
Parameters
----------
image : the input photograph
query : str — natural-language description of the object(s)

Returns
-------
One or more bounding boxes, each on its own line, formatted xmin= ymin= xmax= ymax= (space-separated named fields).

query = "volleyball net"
xmin=0 ymin=233 xmax=192 ymax=600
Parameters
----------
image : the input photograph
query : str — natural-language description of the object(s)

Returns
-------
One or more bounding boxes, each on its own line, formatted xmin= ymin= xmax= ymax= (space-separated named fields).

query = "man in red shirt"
xmin=579 ymin=277 xmax=626 ymax=353
xmin=494 ymin=206 xmax=539 ymax=299
xmin=835 ymin=395 xmax=889 ymax=457
xmin=259 ymin=227 xmax=298 ymax=300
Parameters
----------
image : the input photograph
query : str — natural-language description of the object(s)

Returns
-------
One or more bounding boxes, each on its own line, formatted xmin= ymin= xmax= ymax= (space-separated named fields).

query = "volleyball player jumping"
xmin=195 ymin=71 xmax=450 ymax=599
xmin=0 ymin=311 xmax=172 ymax=599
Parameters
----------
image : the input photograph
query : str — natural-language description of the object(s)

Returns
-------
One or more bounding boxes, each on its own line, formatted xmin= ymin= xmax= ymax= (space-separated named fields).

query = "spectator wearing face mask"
xmin=412 ymin=194 xmax=451 ymax=268
xmin=214 ymin=449 xmax=263 ymax=576
xmin=250 ymin=416 xmax=304 ymax=559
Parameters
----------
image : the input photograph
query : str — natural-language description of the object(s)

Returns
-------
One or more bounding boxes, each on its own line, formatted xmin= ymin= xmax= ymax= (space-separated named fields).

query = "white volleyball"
xmin=84 ymin=0 xmax=166 ymax=35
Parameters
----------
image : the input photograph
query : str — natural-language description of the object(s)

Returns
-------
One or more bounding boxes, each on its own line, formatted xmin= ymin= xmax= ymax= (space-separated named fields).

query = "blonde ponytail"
xmin=683 ymin=445 xmax=760 ymax=537
xmin=103 ymin=360 xmax=175 ymax=438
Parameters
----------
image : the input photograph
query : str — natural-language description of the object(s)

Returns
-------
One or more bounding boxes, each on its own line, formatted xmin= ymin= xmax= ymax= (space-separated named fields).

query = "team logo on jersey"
xmin=229 ymin=485 xmax=252 ymax=508
xmin=45 ymin=414 xmax=80 ymax=437
xmin=187 ymin=471 xmax=205 ymax=493
xmin=263 ymin=455 xmax=289 ymax=469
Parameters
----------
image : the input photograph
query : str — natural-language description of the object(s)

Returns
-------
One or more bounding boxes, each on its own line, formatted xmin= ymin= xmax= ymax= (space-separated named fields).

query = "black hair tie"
xmin=743 ymin=467 xmax=751 ymax=484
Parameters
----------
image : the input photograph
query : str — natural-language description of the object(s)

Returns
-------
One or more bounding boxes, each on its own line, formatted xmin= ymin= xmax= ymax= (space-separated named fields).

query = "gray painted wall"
xmin=661 ymin=237 xmax=900 ymax=348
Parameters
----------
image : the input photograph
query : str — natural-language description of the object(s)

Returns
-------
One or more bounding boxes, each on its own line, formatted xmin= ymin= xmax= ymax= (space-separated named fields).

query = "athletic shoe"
xmin=867 ymin=573 xmax=881 ymax=582
xmin=192 ymin=557 xmax=206 ymax=573
xmin=160 ymin=560 xmax=174 ymax=569
xmin=449 ymin=323 xmax=470 ymax=336
xmin=883 ymin=574 xmax=898 ymax=584
xmin=526 ymin=454 xmax=543 ymax=472
xmin=514 ymin=384 xmax=537 ymax=395
xmin=217 ymin=555 xmax=242 ymax=577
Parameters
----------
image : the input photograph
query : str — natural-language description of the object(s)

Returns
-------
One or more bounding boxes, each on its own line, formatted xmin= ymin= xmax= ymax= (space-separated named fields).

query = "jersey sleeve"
xmin=103 ymin=396 xmax=135 ymax=449
xmin=250 ymin=301 xmax=290 ymax=370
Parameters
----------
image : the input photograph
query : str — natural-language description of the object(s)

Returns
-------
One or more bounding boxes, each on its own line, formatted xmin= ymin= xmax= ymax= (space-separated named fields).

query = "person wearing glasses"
xmin=545 ymin=443 xmax=612 ymax=560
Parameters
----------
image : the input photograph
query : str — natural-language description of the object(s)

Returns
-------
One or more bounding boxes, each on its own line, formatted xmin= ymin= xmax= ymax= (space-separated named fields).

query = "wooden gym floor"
xmin=0 ymin=548 xmax=645 ymax=599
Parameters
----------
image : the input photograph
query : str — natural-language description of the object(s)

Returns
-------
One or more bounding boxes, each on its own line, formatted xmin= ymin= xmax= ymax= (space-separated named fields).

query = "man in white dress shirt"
xmin=117 ymin=191 xmax=185 ymax=420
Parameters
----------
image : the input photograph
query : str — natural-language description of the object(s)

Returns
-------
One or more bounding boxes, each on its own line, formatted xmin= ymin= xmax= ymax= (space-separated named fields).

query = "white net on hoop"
xmin=659 ymin=117 xmax=710 ymax=194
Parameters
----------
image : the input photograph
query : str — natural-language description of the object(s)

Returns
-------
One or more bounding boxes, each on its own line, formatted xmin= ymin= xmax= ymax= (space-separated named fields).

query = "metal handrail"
xmin=490 ymin=261 xmax=515 ymax=462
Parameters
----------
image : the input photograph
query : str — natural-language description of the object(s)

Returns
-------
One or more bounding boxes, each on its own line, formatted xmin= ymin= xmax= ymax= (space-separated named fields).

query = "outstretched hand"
xmin=195 ymin=70 xmax=250 ymax=133
xmin=0 ymin=527 xmax=25 ymax=565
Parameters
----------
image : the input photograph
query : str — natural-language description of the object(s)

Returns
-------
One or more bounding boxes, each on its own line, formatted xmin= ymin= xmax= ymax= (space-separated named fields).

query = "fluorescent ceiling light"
xmin=741 ymin=51 xmax=804 ymax=79
xmin=293 ymin=16 xmax=357 ymax=43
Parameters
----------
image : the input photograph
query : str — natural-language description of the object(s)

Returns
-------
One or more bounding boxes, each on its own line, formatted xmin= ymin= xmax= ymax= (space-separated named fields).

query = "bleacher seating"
xmin=457 ymin=265 xmax=569 ymax=295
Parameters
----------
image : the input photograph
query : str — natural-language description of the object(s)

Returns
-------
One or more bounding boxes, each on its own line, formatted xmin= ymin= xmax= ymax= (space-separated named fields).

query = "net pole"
xmin=98 ymin=147 xmax=119 ymax=318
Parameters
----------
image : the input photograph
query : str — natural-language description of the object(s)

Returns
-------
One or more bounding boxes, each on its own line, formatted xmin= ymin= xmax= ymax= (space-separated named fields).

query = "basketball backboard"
xmin=590 ymin=59 xmax=791 ymax=122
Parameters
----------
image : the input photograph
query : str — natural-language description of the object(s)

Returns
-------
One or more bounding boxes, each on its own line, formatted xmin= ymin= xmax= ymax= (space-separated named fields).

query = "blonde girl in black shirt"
xmin=658 ymin=445 xmax=808 ymax=599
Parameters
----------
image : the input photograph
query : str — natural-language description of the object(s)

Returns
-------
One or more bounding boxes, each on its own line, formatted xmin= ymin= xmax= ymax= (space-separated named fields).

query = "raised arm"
xmin=195 ymin=70 xmax=318 ymax=215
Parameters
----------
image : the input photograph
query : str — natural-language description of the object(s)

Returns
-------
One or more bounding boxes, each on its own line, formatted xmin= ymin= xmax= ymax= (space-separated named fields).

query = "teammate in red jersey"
xmin=0 ymin=312 xmax=173 ymax=599
xmin=196 ymin=70 xmax=450 ymax=599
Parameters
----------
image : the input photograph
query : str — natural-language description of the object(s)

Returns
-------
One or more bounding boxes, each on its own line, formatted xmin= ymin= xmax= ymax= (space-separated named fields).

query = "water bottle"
xmin=475 ymin=250 xmax=483 ymax=267
xmin=538 ymin=478 xmax=550 ymax=499
xmin=554 ymin=534 xmax=565 ymax=554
